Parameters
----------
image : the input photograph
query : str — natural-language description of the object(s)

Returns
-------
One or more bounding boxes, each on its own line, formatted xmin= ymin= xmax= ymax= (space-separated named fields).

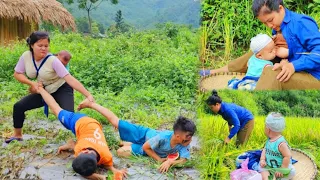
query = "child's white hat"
xmin=250 ymin=34 xmax=272 ymax=54
xmin=265 ymin=112 xmax=285 ymax=132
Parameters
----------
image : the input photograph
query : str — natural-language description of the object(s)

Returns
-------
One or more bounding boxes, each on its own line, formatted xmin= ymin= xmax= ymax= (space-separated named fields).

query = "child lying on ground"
xmin=259 ymin=112 xmax=296 ymax=180
xmin=36 ymin=83 xmax=127 ymax=180
xmin=77 ymin=100 xmax=197 ymax=173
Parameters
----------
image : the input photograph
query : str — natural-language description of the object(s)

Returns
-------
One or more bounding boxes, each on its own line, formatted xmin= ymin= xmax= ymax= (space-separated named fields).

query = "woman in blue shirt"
xmin=206 ymin=90 xmax=254 ymax=146
xmin=252 ymin=0 xmax=320 ymax=90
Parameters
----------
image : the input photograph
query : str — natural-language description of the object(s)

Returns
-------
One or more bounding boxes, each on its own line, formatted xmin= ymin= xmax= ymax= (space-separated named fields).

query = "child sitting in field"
xmin=259 ymin=112 xmax=296 ymax=180
xmin=77 ymin=100 xmax=197 ymax=173
xmin=227 ymin=34 xmax=275 ymax=90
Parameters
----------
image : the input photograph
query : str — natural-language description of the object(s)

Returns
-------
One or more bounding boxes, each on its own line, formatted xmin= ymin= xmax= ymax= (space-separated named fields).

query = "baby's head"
xmin=56 ymin=50 xmax=72 ymax=66
xmin=250 ymin=34 xmax=276 ymax=60
xmin=265 ymin=112 xmax=285 ymax=137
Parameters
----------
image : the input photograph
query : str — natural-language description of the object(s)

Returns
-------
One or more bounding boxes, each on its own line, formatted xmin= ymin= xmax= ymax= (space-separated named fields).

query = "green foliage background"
xmin=198 ymin=90 xmax=320 ymax=118
xmin=197 ymin=114 xmax=320 ymax=179
xmin=63 ymin=0 xmax=201 ymax=29
xmin=0 ymin=25 xmax=199 ymax=128
xmin=0 ymin=26 xmax=200 ymax=179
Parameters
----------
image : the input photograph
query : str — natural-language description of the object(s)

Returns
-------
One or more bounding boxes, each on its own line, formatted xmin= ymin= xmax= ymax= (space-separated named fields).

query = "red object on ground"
xmin=167 ymin=152 xmax=179 ymax=160
xmin=113 ymin=172 xmax=122 ymax=180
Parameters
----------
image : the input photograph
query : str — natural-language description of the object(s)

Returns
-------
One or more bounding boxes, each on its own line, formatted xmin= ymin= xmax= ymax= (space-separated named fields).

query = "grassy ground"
xmin=0 ymin=114 xmax=198 ymax=179
xmin=0 ymin=85 xmax=198 ymax=179
xmin=197 ymin=110 xmax=320 ymax=180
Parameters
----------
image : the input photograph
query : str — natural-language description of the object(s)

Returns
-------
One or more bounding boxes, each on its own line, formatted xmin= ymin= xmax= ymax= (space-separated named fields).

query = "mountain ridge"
xmin=64 ymin=0 xmax=201 ymax=29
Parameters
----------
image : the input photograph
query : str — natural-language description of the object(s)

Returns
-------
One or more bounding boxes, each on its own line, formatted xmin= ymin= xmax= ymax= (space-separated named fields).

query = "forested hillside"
xmin=63 ymin=0 xmax=200 ymax=29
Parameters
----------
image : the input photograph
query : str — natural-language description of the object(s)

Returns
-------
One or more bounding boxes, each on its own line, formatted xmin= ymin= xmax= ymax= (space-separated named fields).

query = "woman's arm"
xmin=14 ymin=72 xmax=38 ymax=93
xmin=14 ymin=72 xmax=33 ymax=86
xmin=52 ymin=58 xmax=94 ymax=101
xmin=291 ymin=17 xmax=320 ymax=71
xmin=63 ymin=74 xmax=94 ymax=101
xmin=226 ymin=110 xmax=241 ymax=140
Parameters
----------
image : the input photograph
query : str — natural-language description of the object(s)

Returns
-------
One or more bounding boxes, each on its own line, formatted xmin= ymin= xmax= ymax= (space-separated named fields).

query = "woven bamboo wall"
xmin=0 ymin=18 xmax=35 ymax=46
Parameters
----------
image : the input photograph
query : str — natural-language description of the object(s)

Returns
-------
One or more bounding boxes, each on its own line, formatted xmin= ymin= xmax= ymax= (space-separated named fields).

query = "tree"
xmin=59 ymin=0 xmax=118 ymax=33
xmin=115 ymin=10 xmax=124 ymax=30
xmin=97 ymin=23 xmax=106 ymax=34
xmin=76 ymin=17 xmax=90 ymax=33
xmin=91 ymin=22 xmax=100 ymax=35
xmin=112 ymin=10 xmax=131 ymax=33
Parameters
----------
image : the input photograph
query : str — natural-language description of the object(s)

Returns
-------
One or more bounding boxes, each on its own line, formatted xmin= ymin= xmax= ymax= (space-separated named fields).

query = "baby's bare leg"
xmin=261 ymin=171 xmax=270 ymax=180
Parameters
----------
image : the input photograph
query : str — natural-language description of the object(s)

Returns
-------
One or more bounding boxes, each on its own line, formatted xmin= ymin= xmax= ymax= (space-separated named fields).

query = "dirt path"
xmin=1 ymin=120 xmax=200 ymax=180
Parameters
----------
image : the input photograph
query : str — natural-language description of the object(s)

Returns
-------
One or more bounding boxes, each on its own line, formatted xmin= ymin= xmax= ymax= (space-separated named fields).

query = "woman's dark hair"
xmin=206 ymin=90 xmax=222 ymax=106
xmin=252 ymin=0 xmax=284 ymax=17
xmin=173 ymin=116 xmax=196 ymax=136
xmin=26 ymin=31 xmax=50 ymax=52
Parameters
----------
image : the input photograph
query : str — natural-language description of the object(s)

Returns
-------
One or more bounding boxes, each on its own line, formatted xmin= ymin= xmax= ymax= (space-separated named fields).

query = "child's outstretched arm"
xmin=77 ymin=99 xmax=120 ymax=129
xmin=36 ymin=83 xmax=62 ymax=117
xmin=158 ymin=158 xmax=187 ymax=173
xmin=84 ymin=165 xmax=128 ymax=180
xmin=85 ymin=173 xmax=106 ymax=180
xmin=57 ymin=139 xmax=76 ymax=154
xmin=104 ymin=165 xmax=128 ymax=179
xmin=143 ymin=142 xmax=173 ymax=173
xmin=142 ymin=141 xmax=165 ymax=162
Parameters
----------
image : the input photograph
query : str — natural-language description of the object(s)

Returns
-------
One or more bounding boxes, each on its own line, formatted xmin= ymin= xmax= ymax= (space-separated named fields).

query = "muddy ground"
xmin=1 ymin=120 xmax=200 ymax=180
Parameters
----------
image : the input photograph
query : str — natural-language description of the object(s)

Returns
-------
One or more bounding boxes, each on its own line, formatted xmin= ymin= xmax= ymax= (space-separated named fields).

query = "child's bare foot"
xmin=119 ymin=141 xmax=132 ymax=147
xmin=119 ymin=142 xmax=124 ymax=147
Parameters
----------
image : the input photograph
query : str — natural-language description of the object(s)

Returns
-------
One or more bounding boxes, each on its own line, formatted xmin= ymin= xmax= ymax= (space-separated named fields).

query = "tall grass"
xmin=197 ymin=110 xmax=320 ymax=179
xmin=223 ymin=16 xmax=233 ymax=62
xmin=200 ymin=15 xmax=217 ymax=64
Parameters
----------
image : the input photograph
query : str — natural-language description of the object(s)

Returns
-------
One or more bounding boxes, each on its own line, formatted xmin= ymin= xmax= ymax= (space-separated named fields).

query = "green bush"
xmin=0 ymin=25 xmax=199 ymax=127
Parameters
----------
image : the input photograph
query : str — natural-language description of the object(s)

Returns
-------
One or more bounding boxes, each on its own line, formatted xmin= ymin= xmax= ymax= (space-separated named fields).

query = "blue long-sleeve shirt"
xmin=272 ymin=8 xmax=320 ymax=80
xmin=218 ymin=102 xmax=254 ymax=139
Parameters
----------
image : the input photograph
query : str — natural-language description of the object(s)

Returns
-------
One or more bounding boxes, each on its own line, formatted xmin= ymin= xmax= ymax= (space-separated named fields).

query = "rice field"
xmin=197 ymin=110 xmax=320 ymax=179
